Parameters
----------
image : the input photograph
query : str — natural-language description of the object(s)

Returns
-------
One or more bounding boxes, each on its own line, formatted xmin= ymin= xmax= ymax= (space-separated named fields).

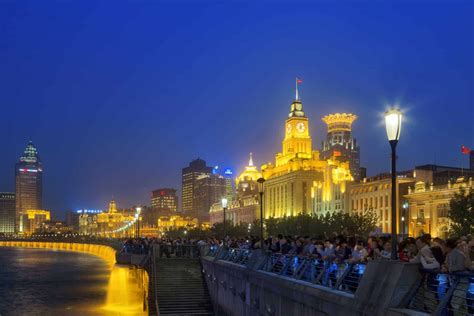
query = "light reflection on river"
xmin=0 ymin=248 xmax=146 ymax=316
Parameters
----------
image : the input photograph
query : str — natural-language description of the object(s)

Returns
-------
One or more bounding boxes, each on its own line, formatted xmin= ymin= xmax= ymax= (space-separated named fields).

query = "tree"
xmin=448 ymin=187 xmax=474 ymax=237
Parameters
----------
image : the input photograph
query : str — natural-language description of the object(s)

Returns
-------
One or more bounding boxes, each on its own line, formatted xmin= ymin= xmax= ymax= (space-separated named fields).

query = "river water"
xmin=0 ymin=247 xmax=146 ymax=316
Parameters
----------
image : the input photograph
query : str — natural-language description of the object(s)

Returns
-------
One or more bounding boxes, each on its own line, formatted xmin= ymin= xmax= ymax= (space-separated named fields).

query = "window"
xmin=418 ymin=208 xmax=425 ymax=219
xmin=437 ymin=204 xmax=449 ymax=218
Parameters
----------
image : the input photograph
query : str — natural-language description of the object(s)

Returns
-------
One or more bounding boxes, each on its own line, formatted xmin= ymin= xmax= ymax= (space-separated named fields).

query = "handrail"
xmin=407 ymin=268 xmax=474 ymax=315
xmin=257 ymin=252 xmax=366 ymax=294
xmin=219 ymin=248 xmax=252 ymax=266
xmin=151 ymin=244 xmax=160 ymax=316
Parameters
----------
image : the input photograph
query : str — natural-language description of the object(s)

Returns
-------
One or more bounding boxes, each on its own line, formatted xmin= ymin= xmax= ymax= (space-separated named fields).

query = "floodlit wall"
xmin=0 ymin=241 xmax=116 ymax=266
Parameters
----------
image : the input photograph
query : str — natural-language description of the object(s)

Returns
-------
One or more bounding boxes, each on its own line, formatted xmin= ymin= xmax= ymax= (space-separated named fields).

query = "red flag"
xmin=461 ymin=145 xmax=470 ymax=154
xmin=296 ymin=78 xmax=303 ymax=84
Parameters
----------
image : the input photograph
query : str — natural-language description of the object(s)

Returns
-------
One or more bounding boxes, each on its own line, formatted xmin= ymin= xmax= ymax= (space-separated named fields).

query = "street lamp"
xmin=385 ymin=108 xmax=402 ymax=260
xmin=221 ymin=198 xmax=228 ymax=240
xmin=402 ymin=202 xmax=408 ymax=237
xmin=257 ymin=177 xmax=266 ymax=252
xmin=136 ymin=207 xmax=142 ymax=238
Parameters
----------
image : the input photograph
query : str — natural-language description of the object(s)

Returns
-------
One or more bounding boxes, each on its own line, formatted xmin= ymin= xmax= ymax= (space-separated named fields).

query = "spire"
xmin=249 ymin=152 xmax=254 ymax=167
xmin=288 ymin=78 xmax=305 ymax=118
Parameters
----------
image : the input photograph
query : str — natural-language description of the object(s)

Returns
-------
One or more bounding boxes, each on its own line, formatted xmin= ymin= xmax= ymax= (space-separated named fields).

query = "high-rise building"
xmin=261 ymin=84 xmax=352 ymax=217
xmin=15 ymin=141 xmax=43 ymax=233
xmin=182 ymin=158 xmax=212 ymax=215
xmin=145 ymin=189 xmax=178 ymax=227
xmin=151 ymin=188 xmax=178 ymax=212
xmin=193 ymin=173 xmax=226 ymax=222
xmin=0 ymin=193 xmax=15 ymax=234
xmin=321 ymin=113 xmax=361 ymax=181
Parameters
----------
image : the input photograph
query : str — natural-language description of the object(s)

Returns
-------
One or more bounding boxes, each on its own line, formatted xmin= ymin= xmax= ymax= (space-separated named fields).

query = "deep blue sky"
xmin=1 ymin=1 xmax=472 ymax=218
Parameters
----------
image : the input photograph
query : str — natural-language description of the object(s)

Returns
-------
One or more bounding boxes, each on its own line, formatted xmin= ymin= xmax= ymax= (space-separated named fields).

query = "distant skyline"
xmin=1 ymin=1 xmax=472 ymax=216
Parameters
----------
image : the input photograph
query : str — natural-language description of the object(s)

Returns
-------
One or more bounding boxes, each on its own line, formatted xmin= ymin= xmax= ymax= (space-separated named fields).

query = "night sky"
xmin=1 ymin=1 xmax=472 ymax=218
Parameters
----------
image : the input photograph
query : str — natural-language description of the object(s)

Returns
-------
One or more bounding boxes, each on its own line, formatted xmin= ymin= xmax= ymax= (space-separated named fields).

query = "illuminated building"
xmin=261 ymin=85 xmax=352 ymax=217
xmin=405 ymin=177 xmax=473 ymax=239
xmin=347 ymin=174 xmax=415 ymax=233
xmin=210 ymin=153 xmax=261 ymax=225
xmin=15 ymin=140 xmax=43 ymax=233
xmin=78 ymin=209 xmax=103 ymax=235
xmin=223 ymin=168 xmax=235 ymax=202
xmin=23 ymin=209 xmax=51 ymax=235
xmin=96 ymin=200 xmax=135 ymax=236
xmin=37 ymin=220 xmax=72 ymax=235
xmin=157 ymin=215 xmax=199 ymax=235
xmin=193 ymin=173 xmax=226 ymax=222
xmin=413 ymin=164 xmax=474 ymax=186
xmin=182 ymin=159 xmax=212 ymax=215
xmin=151 ymin=188 xmax=178 ymax=212
xmin=320 ymin=113 xmax=361 ymax=181
xmin=0 ymin=193 xmax=15 ymax=234
xmin=147 ymin=189 xmax=178 ymax=227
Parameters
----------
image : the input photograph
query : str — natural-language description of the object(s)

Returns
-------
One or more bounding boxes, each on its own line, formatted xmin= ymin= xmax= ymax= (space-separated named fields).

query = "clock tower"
xmin=280 ymin=88 xmax=312 ymax=162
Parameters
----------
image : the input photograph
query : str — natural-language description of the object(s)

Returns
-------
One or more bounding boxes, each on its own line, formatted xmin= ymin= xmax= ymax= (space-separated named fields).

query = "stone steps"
xmin=154 ymin=258 xmax=214 ymax=315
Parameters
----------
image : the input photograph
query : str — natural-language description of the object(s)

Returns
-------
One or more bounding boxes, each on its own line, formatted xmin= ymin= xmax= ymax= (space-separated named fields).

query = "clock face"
xmin=296 ymin=122 xmax=306 ymax=133
xmin=286 ymin=123 xmax=292 ymax=134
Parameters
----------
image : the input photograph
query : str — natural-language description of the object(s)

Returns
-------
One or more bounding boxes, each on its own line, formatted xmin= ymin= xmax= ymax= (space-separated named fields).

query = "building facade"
xmin=145 ymin=189 xmax=178 ymax=228
xmin=22 ymin=209 xmax=51 ymax=235
xmin=182 ymin=159 xmax=213 ymax=215
xmin=157 ymin=215 xmax=199 ymax=236
xmin=210 ymin=153 xmax=261 ymax=226
xmin=413 ymin=164 xmax=474 ymax=186
xmin=151 ymin=188 xmax=178 ymax=212
xmin=96 ymin=200 xmax=135 ymax=236
xmin=347 ymin=174 xmax=415 ymax=233
xmin=193 ymin=173 xmax=226 ymax=222
xmin=15 ymin=141 xmax=43 ymax=233
xmin=405 ymin=177 xmax=473 ymax=239
xmin=0 ymin=193 xmax=15 ymax=234
xmin=320 ymin=113 xmax=361 ymax=182
xmin=261 ymin=88 xmax=353 ymax=218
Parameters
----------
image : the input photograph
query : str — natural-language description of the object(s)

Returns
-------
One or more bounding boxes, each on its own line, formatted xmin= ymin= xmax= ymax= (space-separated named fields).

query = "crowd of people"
xmin=120 ymin=233 xmax=474 ymax=272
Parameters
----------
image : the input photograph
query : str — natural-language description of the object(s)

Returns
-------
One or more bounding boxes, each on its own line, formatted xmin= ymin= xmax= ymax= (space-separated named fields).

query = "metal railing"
xmin=150 ymin=245 xmax=160 ymax=316
xmin=219 ymin=248 xmax=253 ymax=265
xmin=206 ymin=245 xmax=220 ymax=257
xmin=407 ymin=269 xmax=474 ymax=315
xmin=259 ymin=253 xmax=366 ymax=294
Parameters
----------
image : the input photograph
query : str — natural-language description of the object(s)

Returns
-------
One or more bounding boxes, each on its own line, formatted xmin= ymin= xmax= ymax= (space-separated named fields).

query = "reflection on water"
xmin=0 ymin=248 xmax=146 ymax=316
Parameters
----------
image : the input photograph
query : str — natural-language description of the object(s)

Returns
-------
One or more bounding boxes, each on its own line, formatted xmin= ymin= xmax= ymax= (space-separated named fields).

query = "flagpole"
xmin=295 ymin=77 xmax=298 ymax=100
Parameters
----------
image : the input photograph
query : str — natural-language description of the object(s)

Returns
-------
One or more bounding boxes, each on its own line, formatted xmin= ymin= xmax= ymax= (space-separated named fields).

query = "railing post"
xmin=433 ymin=276 xmax=460 ymax=316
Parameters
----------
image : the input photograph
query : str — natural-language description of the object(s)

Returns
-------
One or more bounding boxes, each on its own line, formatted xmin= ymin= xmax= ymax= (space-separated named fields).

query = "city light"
xmin=384 ymin=109 xmax=402 ymax=142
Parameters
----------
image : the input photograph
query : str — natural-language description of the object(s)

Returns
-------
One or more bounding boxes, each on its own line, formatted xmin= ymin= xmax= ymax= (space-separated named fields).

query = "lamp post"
xmin=257 ymin=177 xmax=266 ymax=252
xmin=384 ymin=108 xmax=402 ymax=260
xmin=402 ymin=202 xmax=408 ymax=237
xmin=221 ymin=198 xmax=228 ymax=240
xmin=136 ymin=207 xmax=142 ymax=238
